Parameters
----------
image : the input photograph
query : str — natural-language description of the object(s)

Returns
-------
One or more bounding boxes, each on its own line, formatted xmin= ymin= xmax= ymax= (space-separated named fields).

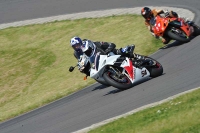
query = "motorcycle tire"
xmin=95 ymin=79 xmax=110 ymax=86
xmin=145 ymin=57 xmax=163 ymax=78
xmin=193 ymin=25 xmax=200 ymax=36
xmin=103 ymin=70 xmax=132 ymax=90
xmin=167 ymin=29 xmax=190 ymax=43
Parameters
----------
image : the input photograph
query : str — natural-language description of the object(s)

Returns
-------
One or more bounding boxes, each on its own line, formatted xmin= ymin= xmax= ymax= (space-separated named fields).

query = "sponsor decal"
xmin=158 ymin=22 xmax=160 ymax=27
xmin=141 ymin=69 xmax=147 ymax=77
xmin=124 ymin=59 xmax=134 ymax=80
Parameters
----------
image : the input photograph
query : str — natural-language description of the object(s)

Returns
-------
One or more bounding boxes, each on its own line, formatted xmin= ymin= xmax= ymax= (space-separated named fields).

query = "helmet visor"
xmin=84 ymin=47 xmax=93 ymax=57
xmin=145 ymin=12 xmax=152 ymax=20
xmin=72 ymin=43 xmax=81 ymax=51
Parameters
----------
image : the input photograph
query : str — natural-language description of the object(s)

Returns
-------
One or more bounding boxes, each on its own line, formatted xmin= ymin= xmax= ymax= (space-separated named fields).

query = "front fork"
xmin=108 ymin=66 xmax=122 ymax=78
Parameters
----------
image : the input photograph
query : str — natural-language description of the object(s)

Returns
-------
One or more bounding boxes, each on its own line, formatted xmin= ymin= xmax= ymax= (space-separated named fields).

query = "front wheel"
xmin=167 ymin=28 xmax=190 ymax=43
xmin=95 ymin=79 xmax=110 ymax=86
xmin=103 ymin=69 xmax=132 ymax=90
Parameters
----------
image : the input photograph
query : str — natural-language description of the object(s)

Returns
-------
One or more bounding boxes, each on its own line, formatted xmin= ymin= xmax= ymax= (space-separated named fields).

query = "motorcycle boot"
xmin=133 ymin=55 xmax=156 ymax=68
xmin=162 ymin=36 xmax=171 ymax=44
xmin=132 ymin=54 xmax=145 ymax=68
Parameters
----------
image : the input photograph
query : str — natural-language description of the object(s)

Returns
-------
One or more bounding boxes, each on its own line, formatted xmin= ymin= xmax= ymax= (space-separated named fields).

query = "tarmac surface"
xmin=0 ymin=1 xmax=200 ymax=133
xmin=0 ymin=7 xmax=194 ymax=30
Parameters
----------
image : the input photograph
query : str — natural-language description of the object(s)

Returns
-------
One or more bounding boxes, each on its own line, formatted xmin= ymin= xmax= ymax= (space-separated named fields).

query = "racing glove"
xmin=77 ymin=55 xmax=85 ymax=72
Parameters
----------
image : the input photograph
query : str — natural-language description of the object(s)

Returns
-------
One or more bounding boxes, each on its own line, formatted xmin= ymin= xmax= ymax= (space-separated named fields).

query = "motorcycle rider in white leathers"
xmin=70 ymin=36 xmax=145 ymax=75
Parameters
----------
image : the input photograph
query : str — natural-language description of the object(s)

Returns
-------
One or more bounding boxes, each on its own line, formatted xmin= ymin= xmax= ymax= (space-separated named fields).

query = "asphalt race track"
xmin=0 ymin=0 xmax=200 ymax=133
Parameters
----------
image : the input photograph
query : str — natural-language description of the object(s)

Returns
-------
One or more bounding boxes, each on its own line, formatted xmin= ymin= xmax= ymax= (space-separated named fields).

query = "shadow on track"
xmin=103 ymin=73 xmax=166 ymax=96
xmin=160 ymin=36 xmax=197 ymax=49
xmin=92 ymin=84 xmax=110 ymax=91
xmin=160 ymin=40 xmax=184 ymax=49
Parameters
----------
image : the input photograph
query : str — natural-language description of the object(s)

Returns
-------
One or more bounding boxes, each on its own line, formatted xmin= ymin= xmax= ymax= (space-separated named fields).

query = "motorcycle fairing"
xmin=90 ymin=54 xmax=121 ymax=79
xmin=152 ymin=16 xmax=193 ymax=37
xmin=134 ymin=67 xmax=150 ymax=83
xmin=152 ymin=16 xmax=170 ymax=36
xmin=90 ymin=54 xmax=150 ymax=84
xmin=123 ymin=59 xmax=134 ymax=80
xmin=120 ymin=58 xmax=150 ymax=83
xmin=169 ymin=18 xmax=193 ymax=36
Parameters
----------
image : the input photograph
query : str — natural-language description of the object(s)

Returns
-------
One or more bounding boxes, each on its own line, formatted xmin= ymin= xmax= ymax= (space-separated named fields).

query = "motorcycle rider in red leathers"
xmin=141 ymin=7 xmax=190 ymax=44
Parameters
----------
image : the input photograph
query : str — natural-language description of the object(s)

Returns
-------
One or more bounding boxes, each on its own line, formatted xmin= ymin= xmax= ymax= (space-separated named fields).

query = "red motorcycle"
xmin=150 ymin=15 xmax=200 ymax=43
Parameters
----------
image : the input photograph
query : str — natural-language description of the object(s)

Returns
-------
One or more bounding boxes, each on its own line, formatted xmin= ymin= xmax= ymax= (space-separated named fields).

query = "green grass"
xmin=89 ymin=89 xmax=200 ymax=133
xmin=1 ymin=14 xmax=199 ymax=133
xmin=0 ymin=14 xmax=163 ymax=122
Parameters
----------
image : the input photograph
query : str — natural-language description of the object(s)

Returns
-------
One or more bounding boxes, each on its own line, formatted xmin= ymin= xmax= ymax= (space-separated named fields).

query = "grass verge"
xmin=0 ymin=14 xmax=163 ymax=122
xmin=89 ymin=89 xmax=200 ymax=133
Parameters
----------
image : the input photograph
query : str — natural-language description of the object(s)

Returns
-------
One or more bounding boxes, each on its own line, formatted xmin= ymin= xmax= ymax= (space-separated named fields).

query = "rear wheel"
xmin=193 ymin=25 xmax=200 ymax=36
xmin=167 ymin=28 xmax=190 ymax=42
xmin=103 ymin=69 xmax=132 ymax=90
xmin=145 ymin=57 xmax=163 ymax=78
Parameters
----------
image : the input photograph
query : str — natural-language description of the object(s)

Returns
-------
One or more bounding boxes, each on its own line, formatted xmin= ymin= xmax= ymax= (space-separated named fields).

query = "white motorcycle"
xmin=69 ymin=50 xmax=163 ymax=90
